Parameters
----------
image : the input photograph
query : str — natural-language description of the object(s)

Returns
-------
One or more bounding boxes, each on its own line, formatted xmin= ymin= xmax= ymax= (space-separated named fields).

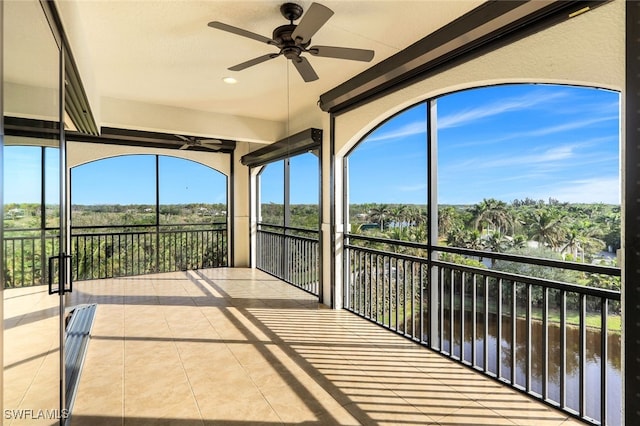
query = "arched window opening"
xmin=70 ymin=154 xmax=228 ymax=279
xmin=343 ymin=83 xmax=621 ymax=425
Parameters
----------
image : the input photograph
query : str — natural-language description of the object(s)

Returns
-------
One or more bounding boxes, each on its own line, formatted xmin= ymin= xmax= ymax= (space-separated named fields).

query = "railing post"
xmin=427 ymin=99 xmax=440 ymax=350
xmin=40 ymin=228 xmax=47 ymax=286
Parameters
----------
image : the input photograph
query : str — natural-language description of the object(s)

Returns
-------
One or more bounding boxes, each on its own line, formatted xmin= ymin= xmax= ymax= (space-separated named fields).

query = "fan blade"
xmin=293 ymin=57 xmax=318 ymax=82
xmin=179 ymin=143 xmax=190 ymax=150
xmin=201 ymin=144 xmax=222 ymax=151
xmin=309 ymin=45 xmax=374 ymax=62
xmin=208 ymin=21 xmax=276 ymax=45
xmin=176 ymin=134 xmax=190 ymax=142
xmin=229 ymin=53 xmax=280 ymax=71
xmin=201 ymin=139 xmax=223 ymax=149
xmin=291 ymin=3 xmax=333 ymax=44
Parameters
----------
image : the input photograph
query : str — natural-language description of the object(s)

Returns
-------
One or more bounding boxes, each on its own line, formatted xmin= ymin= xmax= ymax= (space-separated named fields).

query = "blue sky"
xmin=348 ymin=84 xmax=620 ymax=205
xmin=4 ymin=151 xmax=227 ymax=205
xmin=4 ymin=84 xmax=620 ymax=206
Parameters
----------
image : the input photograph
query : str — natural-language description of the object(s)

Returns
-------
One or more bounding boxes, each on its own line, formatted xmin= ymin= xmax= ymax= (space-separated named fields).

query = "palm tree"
xmin=561 ymin=220 xmax=605 ymax=262
xmin=484 ymin=231 xmax=508 ymax=267
xmin=463 ymin=229 xmax=484 ymax=251
xmin=509 ymin=234 xmax=528 ymax=250
xmin=471 ymin=198 xmax=514 ymax=235
xmin=390 ymin=205 xmax=409 ymax=230
xmin=407 ymin=206 xmax=426 ymax=228
xmin=438 ymin=206 xmax=460 ymax=238
xmin=446 ymin=227 xmax=466 ymax=248
xmin=369 ymin=204 xmax=390 ymax=231
xmin=526 ymin=208 xmax=565 ymax=250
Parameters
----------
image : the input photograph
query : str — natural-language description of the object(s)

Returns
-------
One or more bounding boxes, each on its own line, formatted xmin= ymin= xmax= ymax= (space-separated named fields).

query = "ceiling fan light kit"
xmin=208 ymin=2 xmax=375 ymax=82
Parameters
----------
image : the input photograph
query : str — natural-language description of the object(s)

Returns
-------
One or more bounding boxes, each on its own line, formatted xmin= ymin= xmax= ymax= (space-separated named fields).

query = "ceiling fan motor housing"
xmin=280 ymin=3 xmax=304 ymax=22
xmin=273 ymin=24 xmax=310 ymax=60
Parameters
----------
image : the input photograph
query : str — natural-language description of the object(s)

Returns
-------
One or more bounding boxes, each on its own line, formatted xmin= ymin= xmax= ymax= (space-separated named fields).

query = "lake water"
xmin=440 ymin=312 xmax=621 ymax=425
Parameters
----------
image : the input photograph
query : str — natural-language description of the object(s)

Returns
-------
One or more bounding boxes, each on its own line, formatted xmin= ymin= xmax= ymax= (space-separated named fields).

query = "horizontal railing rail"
xmin=347 ymin=233 xmax=620 ymax=275
xmin=344 ymin=233 xmax=621 ymax=426
xmin=256 ymin=223 xmax=320 ymax=297
xmin=72 ymin=222 xmax=226 ymax=231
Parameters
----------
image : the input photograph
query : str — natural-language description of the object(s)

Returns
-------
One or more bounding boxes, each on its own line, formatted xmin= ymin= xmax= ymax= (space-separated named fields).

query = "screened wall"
xmin=324 ymin=2 xmax=624 ymax=424
xmin=70 ymin=153 xmax=229 ymax=279
xmin=255 ymin=151 xmax=321 ymax=296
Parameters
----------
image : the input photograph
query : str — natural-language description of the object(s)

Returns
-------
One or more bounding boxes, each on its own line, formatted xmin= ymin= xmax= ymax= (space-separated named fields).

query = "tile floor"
xmin=5 ymin=268 xmax=584 ymax=425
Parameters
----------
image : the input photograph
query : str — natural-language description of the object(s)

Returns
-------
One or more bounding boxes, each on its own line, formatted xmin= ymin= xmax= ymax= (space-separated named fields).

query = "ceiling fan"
xmin=208 ymin=2 xmax=375 ymax=82
xmin=175 ymin=134 xmax=223 ymax=151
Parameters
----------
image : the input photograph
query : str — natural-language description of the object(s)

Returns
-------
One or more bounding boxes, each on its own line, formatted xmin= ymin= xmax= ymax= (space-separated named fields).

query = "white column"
xmin=232 ymin=142 xmax=251 ymax=267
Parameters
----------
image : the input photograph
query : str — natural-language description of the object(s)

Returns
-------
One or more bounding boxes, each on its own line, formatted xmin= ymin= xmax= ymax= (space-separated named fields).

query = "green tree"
xmin=471 ymin=198 xmax=513 ymax=234
xmin=526 ymin=207 xmax=565 ymax=250
xmin=369 ymin=204 xmax=391 ymax=231
xmin=561 ymin=220 xmax=605 ymax=262
xmin=484 ymin=231 xmax=508 ymax=267
xmin=438 ymin=206 xmax=462 ymax=239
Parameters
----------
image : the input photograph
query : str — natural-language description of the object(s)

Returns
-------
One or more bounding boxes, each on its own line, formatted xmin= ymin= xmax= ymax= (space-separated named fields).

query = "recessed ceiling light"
xmin=223 ymin=77 xmax=238 ymax=84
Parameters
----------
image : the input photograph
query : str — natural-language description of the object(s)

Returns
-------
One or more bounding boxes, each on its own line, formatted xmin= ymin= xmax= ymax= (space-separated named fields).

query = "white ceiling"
xmin=64 ymin=0 xmax=484 ymax=126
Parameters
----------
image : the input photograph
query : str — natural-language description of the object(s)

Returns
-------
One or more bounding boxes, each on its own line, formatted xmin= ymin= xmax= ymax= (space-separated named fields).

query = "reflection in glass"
xmin=4 ymin=0 xmax=63 ymax=419
xmin=44 ymin=147 xmax=61 ymax=228
xmin=4 ymin=145 xmax=43 ymax=229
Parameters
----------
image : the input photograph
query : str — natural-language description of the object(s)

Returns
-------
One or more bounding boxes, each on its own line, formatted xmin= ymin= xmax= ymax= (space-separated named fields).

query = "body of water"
xmin=440 ymin=312 xmax=621 ymax=425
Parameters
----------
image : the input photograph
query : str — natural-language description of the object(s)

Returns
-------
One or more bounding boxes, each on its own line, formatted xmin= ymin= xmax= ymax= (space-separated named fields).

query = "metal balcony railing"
xmin=72 ymin=224 xmax=228 ymax=280
xmin=344 ymin=233 xmax=621 ymax=426
xmin=3 ymin=229 xmax=60 ymax=287
xmin=3 ymin=224 xmax=228 ymax=286
xmin=256 ymin=224 xmax=320 ymax=297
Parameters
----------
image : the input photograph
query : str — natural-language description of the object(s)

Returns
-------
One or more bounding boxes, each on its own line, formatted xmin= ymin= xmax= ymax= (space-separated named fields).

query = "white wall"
xmin=101 ymin=97 xmax=285 ymax=145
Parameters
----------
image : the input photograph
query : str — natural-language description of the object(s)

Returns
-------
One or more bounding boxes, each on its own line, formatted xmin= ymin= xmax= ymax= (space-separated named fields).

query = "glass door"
xmin=3 ymin=0 xmax=69 ymax=424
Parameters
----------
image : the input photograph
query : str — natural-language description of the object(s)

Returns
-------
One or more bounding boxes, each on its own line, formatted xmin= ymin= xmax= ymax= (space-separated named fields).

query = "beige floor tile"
xmin=435 ymin=402 xmax=517 ymax=425
xmin=6 ymin=268 xmax=586 ymax=426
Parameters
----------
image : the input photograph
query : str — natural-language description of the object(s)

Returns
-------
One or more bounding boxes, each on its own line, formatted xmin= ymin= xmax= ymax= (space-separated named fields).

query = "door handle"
xmin=48 ymin=253 xmax=73 ymax=295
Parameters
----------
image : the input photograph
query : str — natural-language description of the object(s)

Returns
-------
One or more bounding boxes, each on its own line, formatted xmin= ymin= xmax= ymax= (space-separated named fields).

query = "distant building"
xmin=6 ymin=208 xmax=25 ymax=219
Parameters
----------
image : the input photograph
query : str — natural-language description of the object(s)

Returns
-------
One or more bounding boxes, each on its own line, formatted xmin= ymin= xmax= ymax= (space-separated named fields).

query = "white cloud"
xmin=438 ymin=91 xmax=567 ymax=129
xmin=517 ymin=115 xmax=618 ymax=138
xmin=366 ymin=120 xmax=426 ymax=143
xmin=448 ymin=118 xmax=619 ymax=150
xmin=448 ymin=143 xmax=581 ymax=172
xmin=395 ymin=183 xmax=427 ymax=192
xmin=532 ymin=177 xmax=620 ymax=204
